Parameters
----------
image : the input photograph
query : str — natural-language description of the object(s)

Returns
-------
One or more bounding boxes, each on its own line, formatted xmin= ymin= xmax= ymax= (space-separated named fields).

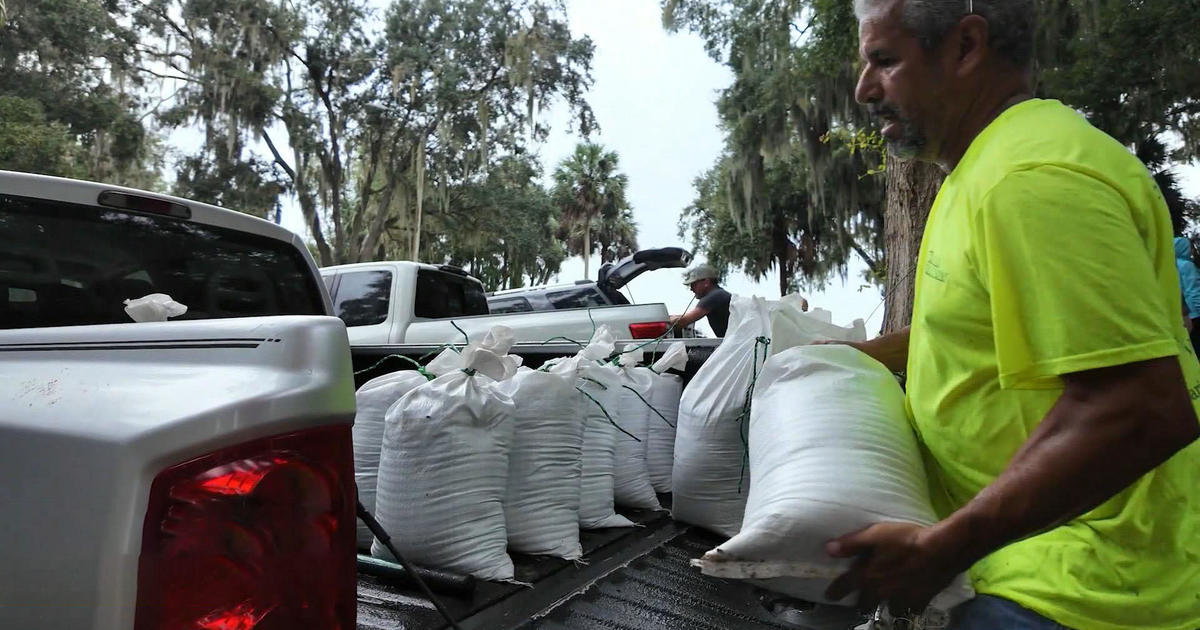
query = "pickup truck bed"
xmin=351 ymin=340 xmax=863 ymax=630
xmin=357 ymin=501 xmax=861 ymax=630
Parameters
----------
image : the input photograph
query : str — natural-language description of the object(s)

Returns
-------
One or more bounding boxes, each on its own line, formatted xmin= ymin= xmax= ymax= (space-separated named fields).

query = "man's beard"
xmin=869 ymin=103 xmax=926 ymax=160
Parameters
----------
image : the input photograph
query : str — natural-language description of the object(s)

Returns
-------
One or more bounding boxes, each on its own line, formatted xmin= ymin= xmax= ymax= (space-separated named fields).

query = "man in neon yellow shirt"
xmin=823 ymin=0 xmax=1200 ymax=628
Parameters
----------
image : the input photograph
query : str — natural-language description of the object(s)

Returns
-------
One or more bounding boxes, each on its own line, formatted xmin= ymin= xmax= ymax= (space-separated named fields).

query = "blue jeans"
xmin=948 ymin=595 xmax=1071 ymax=630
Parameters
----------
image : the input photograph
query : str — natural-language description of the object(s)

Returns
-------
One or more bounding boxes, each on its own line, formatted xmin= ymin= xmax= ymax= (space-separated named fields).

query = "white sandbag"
xmin=645 ymin=343 xmax=688 ymax=493
xmin=371 ymin=327 xmax=519 ymax=580
xmin=497 ymin=368 xmax=586 ymax=559
xmin=576 ymin=375 xmax=634 ymax=528
xmin=673 ymin=296 xmax=773 ymax=537
xmin=695 ymin=344 xmax=974 ymax=611
xmin=611 ymin=353 xmax=662 ymax=510
xmin=770 ymin=293 xmax=867 ymax=354
xmin=353 ymin=369 xmax=429 ymax=549
xmin=548 ymin=326 xmax=634 ymax=530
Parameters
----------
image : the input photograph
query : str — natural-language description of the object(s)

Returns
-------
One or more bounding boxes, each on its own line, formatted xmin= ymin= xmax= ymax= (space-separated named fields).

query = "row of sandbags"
xmin=671 ymin=295 xmax=973 ymax=611
xmin=351 ymin=326 xmax=689 ymax=581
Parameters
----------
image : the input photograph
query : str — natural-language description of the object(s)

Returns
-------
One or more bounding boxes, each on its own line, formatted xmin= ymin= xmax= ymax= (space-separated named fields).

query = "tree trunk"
xmin=411 ymin=142 xmax=426 ymax=261
xmin=881 ymin=155 xmax=945 ymax=334
xmin=582 ymin=214 xmax=591 ymax=279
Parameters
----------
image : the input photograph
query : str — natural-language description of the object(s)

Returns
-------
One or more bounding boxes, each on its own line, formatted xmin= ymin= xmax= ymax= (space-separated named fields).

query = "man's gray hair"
xmin=854 ymin=0 xmax=1035 ymax=70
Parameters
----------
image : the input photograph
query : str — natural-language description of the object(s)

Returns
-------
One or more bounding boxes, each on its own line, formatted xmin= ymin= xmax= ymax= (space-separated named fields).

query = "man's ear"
xmin=951 ymin=14 xmax=990 ymax=78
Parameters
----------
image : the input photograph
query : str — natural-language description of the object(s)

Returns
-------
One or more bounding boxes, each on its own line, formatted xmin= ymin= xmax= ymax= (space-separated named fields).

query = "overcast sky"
xmin=279 ymin=0 xmax=1200 ymax=337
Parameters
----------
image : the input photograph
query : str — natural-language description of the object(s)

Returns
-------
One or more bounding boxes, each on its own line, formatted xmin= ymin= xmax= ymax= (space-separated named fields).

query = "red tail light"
xmin=135 ymin=425 xmax=356 ymax=630
xmin=629 ymin=321 xmax=670 ymax=339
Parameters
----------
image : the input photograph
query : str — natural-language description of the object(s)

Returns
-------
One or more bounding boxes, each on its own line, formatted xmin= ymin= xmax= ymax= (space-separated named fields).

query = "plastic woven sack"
xmin=352 ymin=370 xmax=429 ymax=549
xmin=695 ymin=344 xmax=974 ymax=611
xmin=371 ymin=327 xmax=519 ymax=580
xmin=547 ymin=326 xmax=635 ymax=530
xmin=498 ymin=368 xmax=586 ymax=559
xmin=611 ymin=353 xmax=661 ymax=510
xmin=672 ymin=296 xmax=773 ymax=537
xmin=645 ymin=343 xmax=688 ymax=493
xmin=770 ymin=293 xmax=867 ymax=355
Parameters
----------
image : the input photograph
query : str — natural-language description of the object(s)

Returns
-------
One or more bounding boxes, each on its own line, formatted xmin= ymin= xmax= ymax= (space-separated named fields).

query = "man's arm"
xmin=824 ymin=326 xmax=910 ymax=372
xmin=826 ymin=355 xmax=1200 ymax=612
xmin=935 ymin=355 xmax=1198 ymax=558
xmin=669 ymin=305 xmax=711 ymax=331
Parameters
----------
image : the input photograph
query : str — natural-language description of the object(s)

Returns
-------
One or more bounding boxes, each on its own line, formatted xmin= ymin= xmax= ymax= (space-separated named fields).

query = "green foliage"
xmin=0 ymin=96 xmax=78 ymax=176
xmin=1038 ymin=0 xmax=1200 ymax=164
xmin=136 ymin=0 xmax=299 ymax=216
xmin=664 ymin=0 xmax=886 ymax=293
xmin=680 ymin=149 xmax=881 ymax=295
xmin=1035 ymin=0 xmax=1200 ymax=234
xmin=426 ymin=156 xmax=566 ymax=289
xmin=132 ymin=0 xmax=595 ymax=273
xmin=821 ymin=128 xmax=885 ymax=177
xmin=551 ymin=143 xmax=637 ymax=279
xmin=173 ymin=153 xmax=287 ymax=219
xmin=0 ymin=0 xmax=160 ymax=184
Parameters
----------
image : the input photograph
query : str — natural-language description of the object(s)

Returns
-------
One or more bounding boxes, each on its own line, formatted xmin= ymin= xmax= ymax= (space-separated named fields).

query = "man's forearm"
xmin=670 ymin=306 xmax=709 ymax=331
xmin=932 ymin=356 xmax=1200 ymax=568
xmin=856 ymin=326 xmax=910 ymax=372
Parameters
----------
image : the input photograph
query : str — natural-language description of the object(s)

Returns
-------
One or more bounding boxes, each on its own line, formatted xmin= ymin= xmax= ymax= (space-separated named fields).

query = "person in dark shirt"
xmin=669 ymin=264 xmax=732 ymax=336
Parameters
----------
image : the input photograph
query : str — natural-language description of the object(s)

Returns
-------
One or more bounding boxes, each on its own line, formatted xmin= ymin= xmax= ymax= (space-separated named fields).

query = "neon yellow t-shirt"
xmin=906 ymin=99 xmax=1200 ymax=630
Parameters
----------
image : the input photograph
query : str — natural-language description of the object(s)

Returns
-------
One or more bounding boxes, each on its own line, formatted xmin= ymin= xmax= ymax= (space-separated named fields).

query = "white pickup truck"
xmin=0 ymin=171 xmax=359 ymax=629
xmin=320 ymin=261 xmax=680 ymax=346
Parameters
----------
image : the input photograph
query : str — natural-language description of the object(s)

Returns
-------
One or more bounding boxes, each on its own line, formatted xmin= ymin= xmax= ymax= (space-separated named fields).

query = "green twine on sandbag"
xmin=622 ymin=384 xmax=674 ymax=429
xmin=450 ymin=321 xmax=470 ymax=344
xmin=354 ymin=354 xmax=435 ymax=381
xmin=579 ymin=376 xmax=608 ymax=390
xmin=541 ymin=336 xmax=586 ymax=347
xmin=418 ymin=343 xmax=463 ymax=362
xmin=736 ymin=335 xmax=771 ymax=493
xmin=576 ymin=386 xmax=640 ymax=443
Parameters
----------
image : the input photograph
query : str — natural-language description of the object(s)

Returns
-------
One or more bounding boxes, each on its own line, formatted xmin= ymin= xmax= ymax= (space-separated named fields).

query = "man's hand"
xmin=814 ymin=326 xmax=910 ymax=372
xmin=825 ymin=521 xmax=972 ymax=615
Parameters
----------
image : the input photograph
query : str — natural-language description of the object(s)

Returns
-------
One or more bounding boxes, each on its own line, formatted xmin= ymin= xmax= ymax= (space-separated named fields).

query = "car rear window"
xmin=546 ymin=286 xmax=608 ymax=310
xmin=330 ymin=270 xmax=391 ymax=327
xmin=414 ymin=268 xmax=488 ymax=318
xmin=488 ymin=296 xmax=534 ymax=313
xmin=0 ymin=193 xmax=324 ymax=329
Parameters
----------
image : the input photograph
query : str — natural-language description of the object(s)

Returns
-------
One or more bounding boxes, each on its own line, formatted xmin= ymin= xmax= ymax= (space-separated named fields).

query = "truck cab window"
xmin=0 ymin=194 xmax=324 ymax=329
xmin=331 ymin=270 xmax=392 ymax=327
xmin=414 ymin=269 xmax=489 ymax=319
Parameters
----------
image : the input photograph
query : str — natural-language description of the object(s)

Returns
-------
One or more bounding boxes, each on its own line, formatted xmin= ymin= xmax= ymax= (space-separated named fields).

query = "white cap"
xmin=682 ymin=264 xmax=719 ymax=285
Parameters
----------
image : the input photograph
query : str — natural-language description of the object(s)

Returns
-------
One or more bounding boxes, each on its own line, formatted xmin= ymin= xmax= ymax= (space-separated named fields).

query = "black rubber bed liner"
xmin=356 ymin=504 xmax=862 ymax=630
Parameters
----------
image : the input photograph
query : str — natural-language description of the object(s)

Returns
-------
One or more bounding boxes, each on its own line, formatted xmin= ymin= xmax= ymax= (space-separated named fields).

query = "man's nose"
xmin=855 ymin=65 xmax=881 ymax=105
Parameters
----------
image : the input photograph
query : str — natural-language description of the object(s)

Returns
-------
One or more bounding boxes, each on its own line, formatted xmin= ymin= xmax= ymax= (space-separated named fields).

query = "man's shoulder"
xmin=699 ymin=287 xmax=732 ymax=308
xmin=955 ymin=100 xmax=1159 ymax=219
xmin=974 ymin=100 xmax=1146 ymax=183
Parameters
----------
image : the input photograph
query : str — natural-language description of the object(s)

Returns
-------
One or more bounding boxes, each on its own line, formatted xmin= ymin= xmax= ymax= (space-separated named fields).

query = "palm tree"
xmin=593 ymin=206 xmax=639 ymax=264
xmin=552 ymin=143 xmax=633 ymax=279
